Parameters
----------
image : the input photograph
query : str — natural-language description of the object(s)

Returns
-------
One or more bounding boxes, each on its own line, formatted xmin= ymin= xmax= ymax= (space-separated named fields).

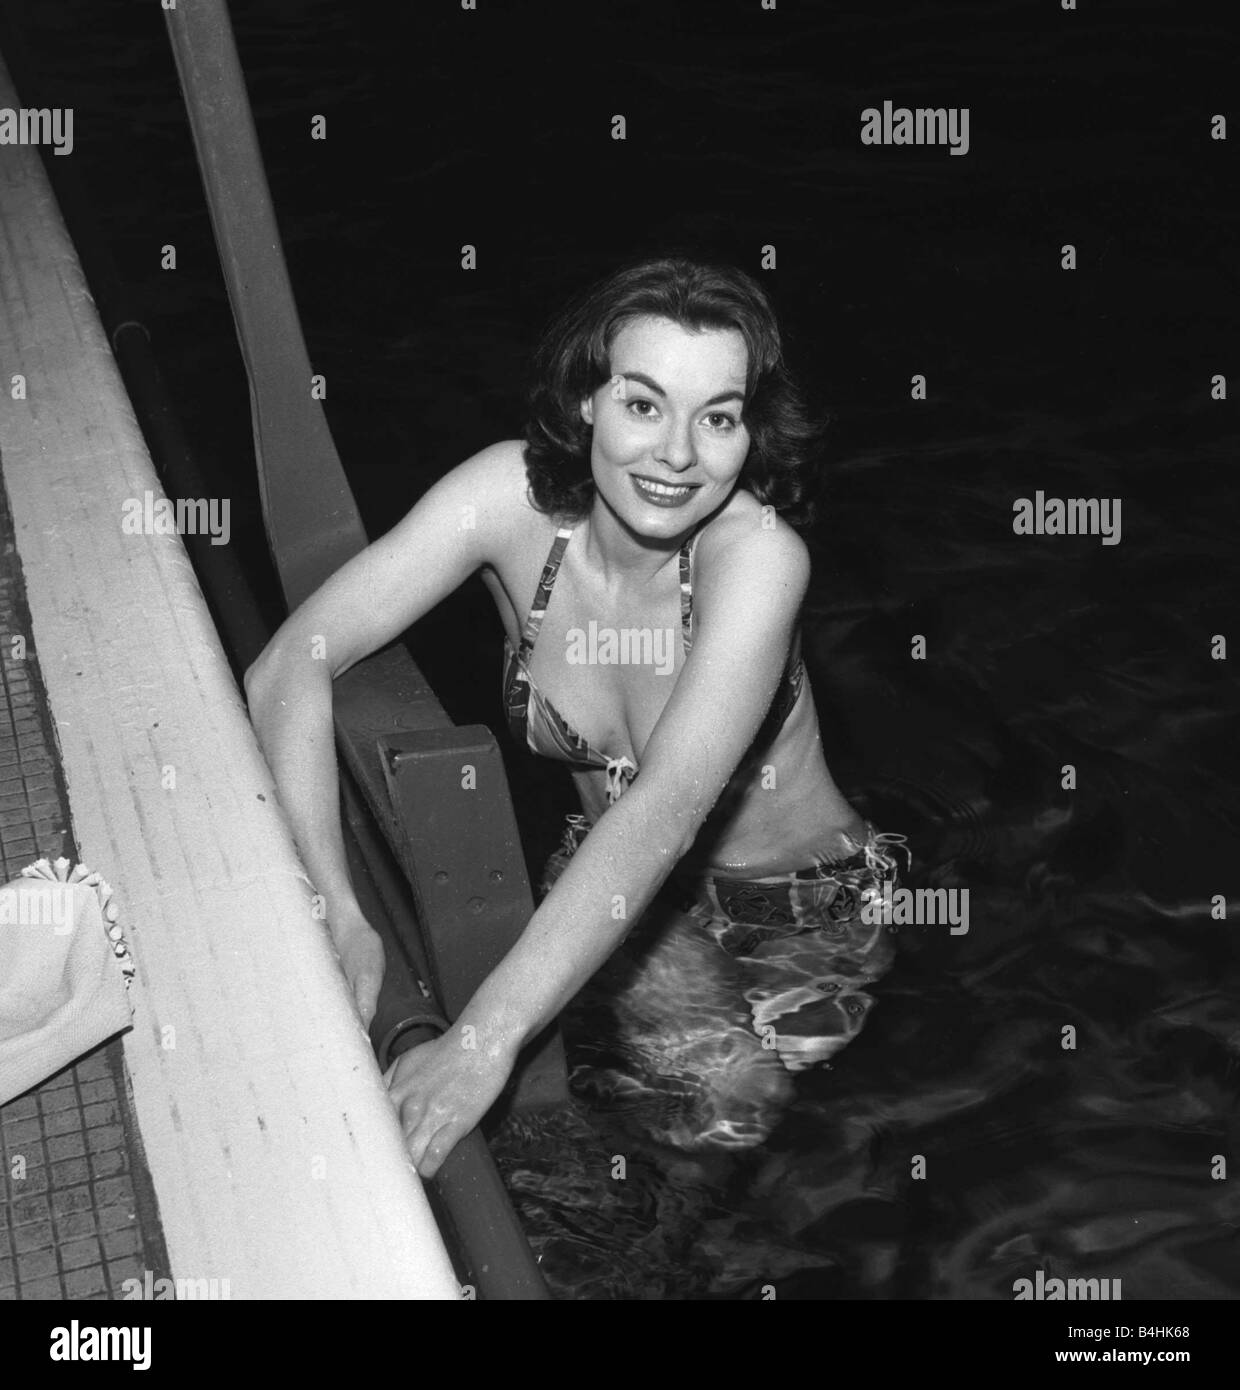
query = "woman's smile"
xmin=629 ymin=473 xmax=700 ymax=508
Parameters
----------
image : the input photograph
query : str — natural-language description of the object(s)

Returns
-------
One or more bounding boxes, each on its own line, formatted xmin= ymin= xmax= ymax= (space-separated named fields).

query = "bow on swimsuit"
xmin=502 ymin=523 xmax=805 ymax=803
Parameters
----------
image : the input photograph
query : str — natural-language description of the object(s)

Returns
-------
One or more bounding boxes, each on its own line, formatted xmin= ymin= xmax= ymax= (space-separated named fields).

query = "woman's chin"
xmin=602 ymin=488 xmax=719 ymax=539
xmin=622 ymin=508 xmax=702 ymax=542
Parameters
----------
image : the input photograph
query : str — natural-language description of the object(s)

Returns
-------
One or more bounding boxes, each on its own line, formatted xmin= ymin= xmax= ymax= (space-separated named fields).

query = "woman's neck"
xmin=579 ymin=499 xmax=691 ymax=591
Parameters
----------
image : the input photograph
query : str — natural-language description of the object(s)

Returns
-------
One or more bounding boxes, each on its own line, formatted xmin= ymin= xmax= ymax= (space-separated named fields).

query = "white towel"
xmin=0 ymin=857 xmax=134 ymax=1107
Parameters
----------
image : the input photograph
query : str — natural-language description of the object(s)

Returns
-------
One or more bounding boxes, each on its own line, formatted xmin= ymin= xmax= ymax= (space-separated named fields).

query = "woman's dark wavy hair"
xmin=523 ymin=257 xmax=825 ymax=531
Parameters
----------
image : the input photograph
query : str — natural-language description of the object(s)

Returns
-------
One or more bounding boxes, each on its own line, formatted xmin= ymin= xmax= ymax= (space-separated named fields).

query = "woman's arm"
xmin=245 ymin=654 xmax=387 ymax=1019
xmin=390 ymin=508 xmax=811 ymax=1174
xmin=242 ymin=441 xmax=523 ymax=1021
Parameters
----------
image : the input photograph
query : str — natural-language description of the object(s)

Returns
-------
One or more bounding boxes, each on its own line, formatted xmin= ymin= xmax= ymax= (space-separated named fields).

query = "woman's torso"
xmin=479 ymin=477 xmax=864 ymax=875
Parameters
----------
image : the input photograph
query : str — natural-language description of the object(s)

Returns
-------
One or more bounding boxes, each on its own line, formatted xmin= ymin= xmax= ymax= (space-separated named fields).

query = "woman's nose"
xmin=655 ymin=421 xmax=696 ymax=471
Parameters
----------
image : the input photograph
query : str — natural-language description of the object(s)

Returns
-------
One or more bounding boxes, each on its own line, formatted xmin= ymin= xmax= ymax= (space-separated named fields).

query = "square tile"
xmin=76 ymin=1053 xmax=111 ymax=1082
xmin=101 ymin=1226 xmax=142 ymax=1261
xmin=105 ymin=1256 xmax=144 ymax=1292
xmin=11 ymin=1220 xmax=53 ymax=1255
xmin=9 ymin=1194 xmax=50 ymax=1225
xmin=89 ymin=1149 xmax=127 ymax=1180
xmin=83 ymin=1102 xmax=120 ymax=1128
xmin=15 ymin=1164 xmax=49 ymax=1194
xmin=0 ymin=1118 xmax=42 ymax=1147
xmin=46 ymin=1133 xmax=86 ymax=1162
xmin=49 ymin=1185 xmax=93 ymax=1219
xmin=59 ymin=1237 xmax=101 ymax=1272
xmin=16 ymin=1247 xmax=57 ymax=1281
xmin=16 ymin=1274 xmax=63 ymax=1300
xmin=93 ymin=1176 xmax=135 ymax=1207
xmin=38 ymin=1087 xmax=80 ymax=1115
xmin=63 ymin=1265 xmax=107 ymax=1298
xmin=53 ymin=1209 xmax=97 ymax=1242
xmin=86 ymin=1126 xmax=125 ymax=1155
xmin=42 ymin=1108 xmax=82 ymax=1138
xmin=49 ymin=1157 xmax=89 ymax=1187
xmin=9 ymin=1140 xmax=48 ymax=1170
xmin=95 ymin=1205 xmax=137 ymax=1235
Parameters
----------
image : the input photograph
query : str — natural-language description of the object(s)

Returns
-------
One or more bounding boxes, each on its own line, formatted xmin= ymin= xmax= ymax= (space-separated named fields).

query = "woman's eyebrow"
xmin=620 ymin=371 xmax=745 ymax=407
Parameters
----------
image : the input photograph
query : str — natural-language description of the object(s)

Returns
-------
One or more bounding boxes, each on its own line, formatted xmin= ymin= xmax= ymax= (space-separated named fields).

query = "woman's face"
xmin=580 ymin=315 xmax=752 ymax=540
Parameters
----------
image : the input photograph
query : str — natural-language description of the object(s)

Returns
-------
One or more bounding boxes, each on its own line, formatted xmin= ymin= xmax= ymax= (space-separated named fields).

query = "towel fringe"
xmin=18 ymin=856 xmax=134 ymax=987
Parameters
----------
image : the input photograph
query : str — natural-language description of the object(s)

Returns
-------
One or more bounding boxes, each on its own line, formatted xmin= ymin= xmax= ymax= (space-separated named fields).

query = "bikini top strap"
xmin=519 ymin=524 xmax=576 ymax=653
xmin=679 ymin=531 xmax=696 ymax=653
xmin=526 ymin=523 xmax=698 ymax=655
xmin=679 ymin=530 xmax=804 ymax=677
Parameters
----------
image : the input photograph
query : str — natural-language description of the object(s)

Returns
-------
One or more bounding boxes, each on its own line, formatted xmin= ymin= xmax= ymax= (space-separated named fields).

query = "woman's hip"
xmin=539 ymin=812 xmax=909 ymax=960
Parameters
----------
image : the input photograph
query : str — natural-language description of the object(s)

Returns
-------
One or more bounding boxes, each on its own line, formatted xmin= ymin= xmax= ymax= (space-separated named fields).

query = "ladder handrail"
xmin=164 ymin=0 xmax=367 ymax=611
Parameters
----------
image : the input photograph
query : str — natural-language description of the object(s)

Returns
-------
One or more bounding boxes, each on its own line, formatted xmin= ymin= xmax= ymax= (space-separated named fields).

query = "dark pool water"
xmin=9 ymin=0 xmax=1237 ymax=1298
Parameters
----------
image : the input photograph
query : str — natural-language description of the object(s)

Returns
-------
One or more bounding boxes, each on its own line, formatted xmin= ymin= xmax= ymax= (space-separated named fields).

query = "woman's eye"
xmin=623 ymin=400 xmax=735 ymax=430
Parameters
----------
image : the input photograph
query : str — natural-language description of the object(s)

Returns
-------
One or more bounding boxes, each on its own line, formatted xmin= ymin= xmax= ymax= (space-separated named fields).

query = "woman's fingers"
xmin=355 ymin=968 xmax=382 ymax=1028
xmin=384 ymin=1041 xmax=429 ymax=1090
xmin=382 ymin=1032 xmax=514 ymax=1179
xmin=401 ymin=1098 xmax=440 ymax=1173
xmin=408 ymin=1114 xmax=460 ymax=1180
xmin=336 ymin=924 xmax=385 ymax=1028
xmin=397 ymin=1093 xmax=423 ymax=1138
xmin=352 ymin=936 xmax=383 ymax=1023
xmin=397 ymin=1076 xmax=465 ymax=1176
xmin=393 ymin=1073 xmax=432 ymax=1135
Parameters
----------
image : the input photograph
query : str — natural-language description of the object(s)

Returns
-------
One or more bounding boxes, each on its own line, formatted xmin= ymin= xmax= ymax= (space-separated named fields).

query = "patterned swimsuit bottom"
xmin=540 ymin=815 xmax=909 ymax=1153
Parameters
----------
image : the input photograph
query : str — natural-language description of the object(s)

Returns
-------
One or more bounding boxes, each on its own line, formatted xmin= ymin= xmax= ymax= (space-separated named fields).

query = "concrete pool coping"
xmin=0 ymin=49 xmax=459 ymax=1298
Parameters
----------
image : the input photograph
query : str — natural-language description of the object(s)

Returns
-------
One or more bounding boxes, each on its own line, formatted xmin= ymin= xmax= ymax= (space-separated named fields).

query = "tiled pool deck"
xmin=0 ymin=487 xmax=169 ymax=1300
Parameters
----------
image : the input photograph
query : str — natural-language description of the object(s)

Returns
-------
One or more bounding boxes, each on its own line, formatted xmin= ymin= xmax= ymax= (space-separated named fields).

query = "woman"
xmin=244 ymin=257 xmax=907 ymax=1179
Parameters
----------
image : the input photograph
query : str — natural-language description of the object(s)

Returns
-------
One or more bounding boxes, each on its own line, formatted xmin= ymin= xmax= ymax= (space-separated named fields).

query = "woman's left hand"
xmin=383 ymin=1026 xmax=516 ymax=1179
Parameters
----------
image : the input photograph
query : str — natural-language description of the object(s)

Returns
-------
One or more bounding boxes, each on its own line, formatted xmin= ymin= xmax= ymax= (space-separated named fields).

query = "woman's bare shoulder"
xmin=445 ymin=439 xmax=568 ymax=570
xmin=451 ymin=438 xmax=530 ymax=504
xmin=685 ymin=493 xmax=810 ymax=651
xmin=438 ymin=438 xmax=541 ymax=536
xmin=696 ymin=488 xmax=810 ymax=578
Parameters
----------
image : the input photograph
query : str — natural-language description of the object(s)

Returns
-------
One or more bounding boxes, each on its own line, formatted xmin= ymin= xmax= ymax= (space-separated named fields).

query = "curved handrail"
xmin=163 ymin=0 xmax=367 ymax=612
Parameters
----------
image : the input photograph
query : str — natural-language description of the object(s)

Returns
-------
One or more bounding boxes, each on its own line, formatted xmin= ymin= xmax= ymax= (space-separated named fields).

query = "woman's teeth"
xmin=635 ymin=478 xmax=691 ymax=498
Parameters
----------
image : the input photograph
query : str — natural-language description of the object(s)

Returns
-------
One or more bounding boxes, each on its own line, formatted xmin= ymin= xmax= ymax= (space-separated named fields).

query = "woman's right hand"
xmin=329 ymin=909 xmax=386 ymax=1029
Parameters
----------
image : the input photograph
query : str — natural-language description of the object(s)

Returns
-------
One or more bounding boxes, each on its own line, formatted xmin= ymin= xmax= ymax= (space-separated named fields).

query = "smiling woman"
xmin=245 ymin=255 xmax=908 ymax=1177
xmin=524 ymin=257 xmax=821 ymax=529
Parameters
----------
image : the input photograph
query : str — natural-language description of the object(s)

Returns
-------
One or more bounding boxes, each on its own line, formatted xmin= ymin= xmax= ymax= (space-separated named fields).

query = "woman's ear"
xmin=579 ymin=393 xmax=594 ymax=426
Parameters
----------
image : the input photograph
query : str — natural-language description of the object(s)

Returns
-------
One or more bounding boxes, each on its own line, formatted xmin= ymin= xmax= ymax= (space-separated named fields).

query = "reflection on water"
xmin=15 ymin=0 xmax=1237 ymax=1298
xmin=490 ymin=755 xmax=1238 ymax=1300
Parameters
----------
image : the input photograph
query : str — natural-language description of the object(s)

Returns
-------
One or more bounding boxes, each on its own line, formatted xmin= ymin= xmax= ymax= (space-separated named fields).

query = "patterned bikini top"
xmin=502 ymin=524 xmax=805 ymax=804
